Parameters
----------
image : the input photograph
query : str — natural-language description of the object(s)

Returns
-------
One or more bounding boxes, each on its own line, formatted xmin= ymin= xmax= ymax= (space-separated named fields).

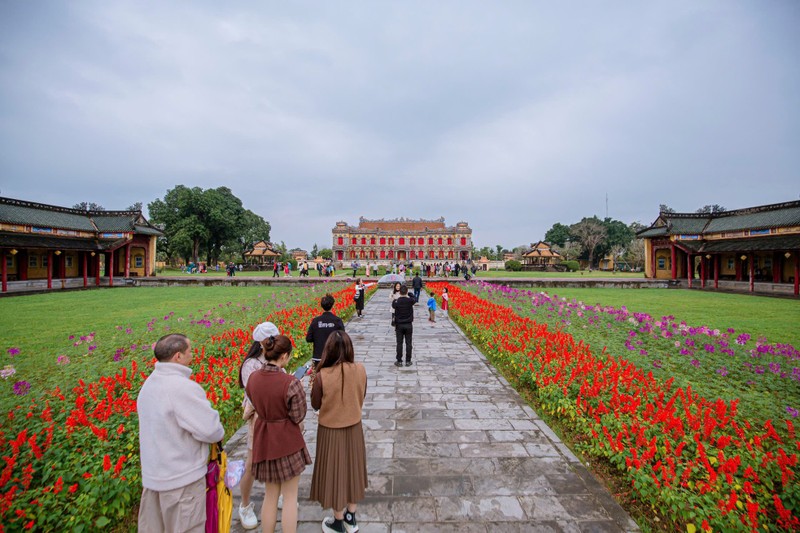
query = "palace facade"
xmin=332 ymin=217 xmax=473 ymax=263
xmin=0 ymin=196 xmax=162 ymax=293
xmin=637 ymin=200 xmax=800 ymax=296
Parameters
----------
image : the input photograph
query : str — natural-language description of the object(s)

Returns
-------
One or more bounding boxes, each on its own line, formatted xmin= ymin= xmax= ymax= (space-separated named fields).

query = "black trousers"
xmin=395 ymin=323 xmax=413 ymax=362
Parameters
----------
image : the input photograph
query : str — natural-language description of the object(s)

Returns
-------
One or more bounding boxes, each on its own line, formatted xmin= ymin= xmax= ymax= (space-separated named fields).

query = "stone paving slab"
xmin=226 ymin=289 xmax=640 ymax=532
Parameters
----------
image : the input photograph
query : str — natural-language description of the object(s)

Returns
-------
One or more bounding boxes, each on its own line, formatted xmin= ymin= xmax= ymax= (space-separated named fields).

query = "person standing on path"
xmin=246 ymin=335 xmax=311 ymax=533
xmin=353 ymin=278 xmax=375 ymax=318
xmin=236 ymin=321 xmax=281 ymax=529
xmin=426 ymin=291 xmax=437 ymax=323
xmin=307 ymin=294 xmax=345 ymax=369
xmin=441 ymin=287 xmax=449 ymax=316
xmin=411 ymin=272 xmax=423 ymax=303
xmin=137 ymin=333 xmax=225 ymax=533
xmin=309 ymin=331 xmax=368 ymax=533
xmin=392 ymin=285 xmax=415 ymax=366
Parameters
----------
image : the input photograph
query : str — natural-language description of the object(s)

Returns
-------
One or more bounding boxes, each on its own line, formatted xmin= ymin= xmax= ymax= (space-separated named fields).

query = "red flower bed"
xmin=429 ymin=282 xmax=799 ymax=532
xmin=0 ymin=283 xmax=370 ymax=532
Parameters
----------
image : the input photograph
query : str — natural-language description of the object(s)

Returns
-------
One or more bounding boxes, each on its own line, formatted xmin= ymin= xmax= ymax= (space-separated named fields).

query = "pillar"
xmin=124 ymin=244 xmax=130 ymax=278
xmin=47 ymin=251 xmax=53 ymax=289
xmin=83 ymin=252 xmax=88 ymax=288
xmin=701 ymin=256 xmax=707 ymax=289
xmin=773 ymin=252 xmax=781 ymax=283
xmin=19 ymin=251 xmax=28 ymax=281
xmin=1 ymin=250 xmax=6 ymax=293
xmin=714 ymin=255 xmax=719 ymax=289
xmin=794 ymin=253 xmax=799 ymax=296
xmin=670 ymin=244 xmax=676 ymax=279
xmin=687 ymin=253 xmax=692 ymax=289
xmin=109 ymin=251 xmax=114 ymax=287
xmin=95 ymin=254 xmax=101 ymax=287
xmin=749 ymin=253 xmax=755 ymax=293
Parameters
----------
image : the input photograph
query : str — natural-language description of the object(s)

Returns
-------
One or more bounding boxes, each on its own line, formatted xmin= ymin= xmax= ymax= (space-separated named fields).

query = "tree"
xmin=235 ymin=210 xmax=271 ymax=262
xmin=311 ymin=243 xmax=319 ymax=259
xmin=659 ymin=204 xmax=675 ymax=214
xmin=696 ymin=204 xmax=726 ymax=214
xmin=319 ymin=248 xmax=333 ymax=260
xmin=544 ymin=223 xmax=572 ymax=247
xmin=570 ymin=217 xmax=607 ymax=267
xmin=477 ymin=246 xmax=492 ymax=260
xmin=553 ymin=242 xmax=581 ymax=261
xmin=73 ymin=201 xmax=104 ymax=211
xmin=126 ymin=201 xmax=143 ymax=211
xmin=495 ymin=245 xmax=504 ymax=260
xmin=512 ymin=245 xmax=528 ymax=259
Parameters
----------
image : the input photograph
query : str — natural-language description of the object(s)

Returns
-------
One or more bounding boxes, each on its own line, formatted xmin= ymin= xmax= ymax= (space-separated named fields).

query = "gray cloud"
xmin=1 ymin=1 xmax=798 ymax=251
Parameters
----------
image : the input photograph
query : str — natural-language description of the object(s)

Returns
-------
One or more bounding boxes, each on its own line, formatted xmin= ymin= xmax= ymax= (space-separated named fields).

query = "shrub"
xmin=504 ymin=260 xmax=523 ymax=271
xmin=561 ymin=260 xmax=580 ymax=272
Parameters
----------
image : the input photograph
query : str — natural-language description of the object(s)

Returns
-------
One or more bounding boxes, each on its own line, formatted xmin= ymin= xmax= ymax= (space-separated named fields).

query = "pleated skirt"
xmin=309 ymin=422 xmax=368 ymax=510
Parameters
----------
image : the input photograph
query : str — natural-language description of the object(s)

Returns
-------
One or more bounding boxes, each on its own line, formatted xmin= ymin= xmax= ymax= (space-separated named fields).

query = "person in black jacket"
xmin=306 ymin=294 xmax=345 ymax=368
xmin=411 ymin=272 xmax=423 ymax=303
xmin=392 ymin=285 xmax=415 ymax=367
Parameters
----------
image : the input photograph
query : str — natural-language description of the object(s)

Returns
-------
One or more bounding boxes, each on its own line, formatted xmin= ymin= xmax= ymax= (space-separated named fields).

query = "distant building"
xmin=522 ymin=241 xmax=562 ymax=268
xmin=637 ymin=200 xmax=800 ymax=295
xmin=290 ymin=249 xmax=308 ymax=262
xmin=332 ymin=217 xmax=472 ymax=263
xmin=244 ymin=240 xmax=279 ymax=266
xmin=0 ymin=196 xmax=161 ymax=292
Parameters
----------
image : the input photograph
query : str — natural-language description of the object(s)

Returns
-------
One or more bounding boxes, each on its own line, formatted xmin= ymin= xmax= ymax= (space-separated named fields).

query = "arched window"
xmin=351 ymin=237 xmax=357 ymax=245
xmin=410 ymin=237 xmax=416 ymax=245
xmin=447 ymin=238 xmax=452 ymax=245
xmin=380 ymin=250 xmax=386 ymax=259
xmin=428 ymin=250 xmax=434 ymax=259
xmin=399 ymin=238 xmax=405 ymax=245
xmin=337 ymin=251 xmax=343 ymax=260
xmin=360 ymin=251 xmax=366 ymax=259
xmin=388 ymin=250 xmax=394 ymax=259
xmin=338 ymin=237 xmax=344 ymax=245
xmin=460 ymin=238 xmax=467 ymax=246
xmin=361 ymin=237 xmax=366 ymax=245
xmin=448 ymin=251 xmax=454 ymax=259
xmin=349 ymin=251 xmax=356 ymax=259
xmin=439 ymin=250 xmax=445 ymax=259
xmin=370 ymin=250 xmax=376 ymax=259
xmin=419 ymin=248 xmax=424 ymax=257
xmin=410 ymin=251 xmax=416 ymax=259
xmin=389 ymin=238 xmax=394 ymax=245
xmin=438 ymin=237 xmax=443 ymax=245
xmin=428 ymin=237 xmax=433 ymax=245
xmin=380 ymin=237 xmax=386 ymax=245
xmin=370 ymin=237 xmax=376 ymax=245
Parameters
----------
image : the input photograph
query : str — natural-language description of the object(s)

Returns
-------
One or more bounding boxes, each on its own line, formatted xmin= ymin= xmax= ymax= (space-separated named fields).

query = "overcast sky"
xmin=1 ymin=1 xmax=798 ymax=251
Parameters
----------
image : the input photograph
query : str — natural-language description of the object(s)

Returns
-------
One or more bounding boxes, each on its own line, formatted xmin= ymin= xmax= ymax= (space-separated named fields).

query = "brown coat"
xmin=311 ymin=362 xmax=367 ymax=428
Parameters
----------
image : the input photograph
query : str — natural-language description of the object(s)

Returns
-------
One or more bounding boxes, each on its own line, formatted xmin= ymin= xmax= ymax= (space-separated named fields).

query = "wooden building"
xmin=637 ymin=200 xmax=800 ymax=296
xmin=244 ymin=240 xmax=279 ymax=266
xmin=0 ymin=196 xmax=162 ymax=293
xmin=332 ymin=217 xmax=473 ymax=264
xmin=522 ymin=241 xmax=562 ymax=268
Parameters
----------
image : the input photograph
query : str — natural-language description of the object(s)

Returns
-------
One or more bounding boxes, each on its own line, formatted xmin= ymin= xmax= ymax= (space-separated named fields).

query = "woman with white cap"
xmin=236 ymin=321 xmax=280 ymax=529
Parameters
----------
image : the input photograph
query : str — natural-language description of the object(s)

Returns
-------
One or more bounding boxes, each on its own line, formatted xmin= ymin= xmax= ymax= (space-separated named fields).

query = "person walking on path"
xmin=246 ymin=335 xmax=311 ymax=533
xmin=273 ymin=261 xmax=280 ymax=277
xmin=441 ymin=287 xmax=449 ymax=316
xmin=306 ymin=294 xmax=345 ymax=369
xmin=353 ymin=278 xmax=375 ymax=318
xmin=236 ymin=321 xmax=281 ymax=529
xmin=411 ymin=272 xmax=423 ymax=303
xmin=392 ymin=285 xmax=415 ymax=366
xmin=389 ymin=282 xmax=402 ymax=326
xmin=137 ymin=333 xmax=225 ymax=533
xmin=309 ymin=331 xmax=368 ymax=533
xmin=426 ymin=291 xmax=437 ymax=323
xmin=284 ymin=262 xmax=291 ymax=277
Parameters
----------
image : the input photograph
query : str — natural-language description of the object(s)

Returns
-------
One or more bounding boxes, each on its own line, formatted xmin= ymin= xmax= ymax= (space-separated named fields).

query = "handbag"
xmin=391 ymin=313 xmax=396 ymax=327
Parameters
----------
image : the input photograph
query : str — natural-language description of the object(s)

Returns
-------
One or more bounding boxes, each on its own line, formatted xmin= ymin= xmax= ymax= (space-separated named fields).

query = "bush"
xmin=561 ymin=260 xmax=580 ymax=272
xmin=504 ymin=260 xmax=523 ymax=271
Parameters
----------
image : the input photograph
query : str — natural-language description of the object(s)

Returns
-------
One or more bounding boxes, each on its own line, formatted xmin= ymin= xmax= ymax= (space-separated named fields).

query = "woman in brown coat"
xmin=246 ymin=335 xmax=311 ymax=533
xmin=310 ymin=330 xmax=368 ymax=533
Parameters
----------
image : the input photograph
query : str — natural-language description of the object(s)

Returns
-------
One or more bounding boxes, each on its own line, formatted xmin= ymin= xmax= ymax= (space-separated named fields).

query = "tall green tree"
xmin=495 ymin=245 xmax=504 ymax=260
xmin=73 ymin=201 xmax=104 ymax=211
xmin=235 ymin=210 xmax=271 ymax=262
xmin=311 ymin=243 xmax=319 ymax=259
xmin=544 ymin=222 xmax=572 ymax=247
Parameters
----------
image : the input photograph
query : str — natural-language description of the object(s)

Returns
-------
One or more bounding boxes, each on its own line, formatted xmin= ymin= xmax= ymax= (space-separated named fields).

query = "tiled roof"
xmin=679 ymin=234 xmax=800 ymax=253
xmin=0 ymin=197 xmax=162 ymax=237
xmin=704 ymin=203 xmax=800 ymax=233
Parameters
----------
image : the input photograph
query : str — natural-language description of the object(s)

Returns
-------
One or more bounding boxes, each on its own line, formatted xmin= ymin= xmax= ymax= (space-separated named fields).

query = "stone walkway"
xmin=226 ymin=289 xmax=639 ymax=532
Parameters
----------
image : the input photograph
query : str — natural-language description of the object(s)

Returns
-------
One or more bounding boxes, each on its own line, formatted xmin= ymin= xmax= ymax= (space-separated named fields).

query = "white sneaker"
xmin=238 ymin=502 xmax=258 ymax=530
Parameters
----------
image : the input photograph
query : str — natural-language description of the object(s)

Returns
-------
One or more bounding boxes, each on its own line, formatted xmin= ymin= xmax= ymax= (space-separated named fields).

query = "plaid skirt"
xmin=253 ymin=447 xmax=312 ymax=484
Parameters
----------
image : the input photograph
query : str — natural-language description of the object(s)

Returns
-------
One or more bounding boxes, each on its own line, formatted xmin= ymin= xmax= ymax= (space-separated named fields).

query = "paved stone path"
xmin=227 ymin=289 xmax=639 ymax=532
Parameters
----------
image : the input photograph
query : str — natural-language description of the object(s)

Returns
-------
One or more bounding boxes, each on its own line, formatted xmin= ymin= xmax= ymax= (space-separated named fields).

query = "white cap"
xmin=252 ymin=322 xmax=280 ymax=342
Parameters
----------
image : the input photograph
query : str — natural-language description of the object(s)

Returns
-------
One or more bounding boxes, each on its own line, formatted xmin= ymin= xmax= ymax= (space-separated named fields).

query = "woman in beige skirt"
xmin=310 ymin=330 xmax=368 ymax=533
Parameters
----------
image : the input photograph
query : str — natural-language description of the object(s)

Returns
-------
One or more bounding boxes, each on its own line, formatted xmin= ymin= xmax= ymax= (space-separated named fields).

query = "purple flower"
xmin=653 ymin=360 xmax=663 ymax=369
xmin=704 ymin=344 xmax=715 ymax=353
xmin=13 ymin=380 xmax=31 ymax=395
xmin=57 ymin=355 xmax=70 ymax=365
xmin=769 ymin=362 xmax=781 ymax=374
xmin=736 ymin=333 xmax=751 ymax=345
xmin=690 ymin=359 xmax=701 ymax=368
xmin=787 ymin=407 xmax=799 ymax=418
xmin=7 ymin=347 xmax=20 ymax=356
xmin=716 ymin=367 xmax=728 ymax=377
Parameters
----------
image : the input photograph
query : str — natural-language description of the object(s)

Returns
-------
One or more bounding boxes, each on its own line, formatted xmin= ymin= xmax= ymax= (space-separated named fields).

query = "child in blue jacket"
xmin=426 ymin=292 xmax=437 ymax=323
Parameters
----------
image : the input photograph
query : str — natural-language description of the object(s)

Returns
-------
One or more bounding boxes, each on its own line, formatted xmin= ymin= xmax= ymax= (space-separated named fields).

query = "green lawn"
xmin=541 ymin=287 xmax=800 ymax=348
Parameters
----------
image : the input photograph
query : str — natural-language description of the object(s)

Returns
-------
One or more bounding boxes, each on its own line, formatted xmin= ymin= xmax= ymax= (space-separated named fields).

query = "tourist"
xmin=246 ymin=335 xmax=311 ymax=533
xmin=273 ymin=261 xmax=279 ymax=278
xmin=236 ymin=321 xmax=280 ymax=530
xmin=284 ymin=262 xmax=290 ymax=277
xmin=441 ymin=287 xmax=449 ymax=315
xmin=309 ymin=331 xmax=368 ymax=533
xmin=411 ymin=271 xmax=423 ymax=303
xmin=353 ymin=278 xmax=375 ymax=318
xmin=392 ymin=285 xmax=415 ymax=366
xmin=426 ymin=291 xmax=437 ymax=323
xmin=390 ymin=281 xmax=402 ymax=326
xmin=365 ymin=262 xmax=371 ymax=277
xmin=306 ymin=294 xmax=345 ymax=369
xmin=137 ymin=333 xmax=225 ymax=532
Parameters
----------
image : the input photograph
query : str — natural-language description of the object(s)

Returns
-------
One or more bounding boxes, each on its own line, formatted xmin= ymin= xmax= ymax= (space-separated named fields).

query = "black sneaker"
xmin=405 ymin=360 xmax=412 ymax=366
xmin=394 ymin=361 xmax=402 ymax=367
xmin=322 ymin=517 xmax=345 ymax=533
xmin=344 ymin=511 xmax=359 ymax=533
